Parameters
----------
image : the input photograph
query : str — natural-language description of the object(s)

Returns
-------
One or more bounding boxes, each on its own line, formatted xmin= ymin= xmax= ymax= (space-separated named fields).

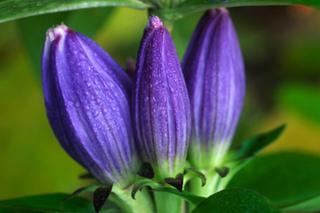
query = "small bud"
xmin=182 ymin=8 xmax=245 ymax=168
xmin=132 ymin=16 xmax=191 ymax=181
xmin=42 ymin=24 xmax=136 ymax=187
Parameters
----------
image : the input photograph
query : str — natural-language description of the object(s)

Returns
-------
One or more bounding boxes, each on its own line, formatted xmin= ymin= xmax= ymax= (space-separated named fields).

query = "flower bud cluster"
xmin=42 ymin=8 xmax=244 ymax=189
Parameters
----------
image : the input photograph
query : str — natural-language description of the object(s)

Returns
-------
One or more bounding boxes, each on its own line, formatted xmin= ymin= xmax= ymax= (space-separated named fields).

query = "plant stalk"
xmin=110 ymin=185 xmax=155 ymax=213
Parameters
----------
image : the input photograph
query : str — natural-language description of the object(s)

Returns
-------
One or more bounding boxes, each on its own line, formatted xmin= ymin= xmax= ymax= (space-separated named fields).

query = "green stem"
xmin=154 ymin=190 xmax=183 ymax=213
xmin=162 ymin=19 xmax=175 ymax=35
xmin=190 ymin=170 xmax=220 ymax=198
xmin=110 ymin=184 xmax=155 ymax=213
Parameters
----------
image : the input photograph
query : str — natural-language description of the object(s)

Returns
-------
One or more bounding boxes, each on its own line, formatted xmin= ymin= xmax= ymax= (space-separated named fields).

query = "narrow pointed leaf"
xmin=61 ymin=185 xmax=100 ymax=203
xmin=192 ymin=188 xmax=281 ymax=213
xmin=0 ymin=193 xmax=95 ymax=213
xmin=229 ymin=124 xmax=286 ymax=162
xmin=152 ymin=187 xmax=206 ymax=206
xmin=93 ymin=185 xmax=113 ymax=213
xmin=0 ymin=0 xmax=152 ymax=23
xmin=164 ymin=173 xmax=184 ymax=192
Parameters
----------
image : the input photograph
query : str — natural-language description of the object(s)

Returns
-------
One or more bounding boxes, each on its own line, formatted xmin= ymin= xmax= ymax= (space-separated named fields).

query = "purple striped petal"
xmin=182 ymin=8 xmax=245 ymax=168
xmin=132 ymin=16 xmax=191 ymax=180
xmin=42 ymin=25 xmax=136 ymax=187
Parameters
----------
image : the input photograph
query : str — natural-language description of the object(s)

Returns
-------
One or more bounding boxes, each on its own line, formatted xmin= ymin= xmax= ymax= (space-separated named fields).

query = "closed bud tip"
xmin=132 ymin=16 xmax=191 ymax=181
xmin=182 ymin=8 xmax=245 ymax=168
xmin=42 ymin=24 xmax=137 ymax=188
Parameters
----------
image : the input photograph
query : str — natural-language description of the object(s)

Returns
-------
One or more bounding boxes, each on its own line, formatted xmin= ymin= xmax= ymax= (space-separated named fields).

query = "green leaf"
xmin=191 ymin=188 xmax=281 ymax=213
xmin=154 ymin=0 xmax=320 ymax=21
xmin=229 ymin=124 xmax=286 ymax=161
xmin=227 ymin=152 xmax=320 ymax=208
xmin=282 ymin=195 xmax=320 ymax=212
xmin=0 ymin=0 xmax=151 ymax=23
xmin=18 ymin=6 xmax=115 ymax=80
xmin=0 ymin=193 xmax=95 ymax=213
xmin=152 ymin=187 xmax=206 ymax=206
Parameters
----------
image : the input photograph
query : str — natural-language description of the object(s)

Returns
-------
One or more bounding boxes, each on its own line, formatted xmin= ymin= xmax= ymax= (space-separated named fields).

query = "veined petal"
xmin=182 ymin=8 xmax=245 ymax=168
xmin=42 ymin=25 xmax=136 ymax=187
xmin=132 ymin=16 xmax=191 ymax=181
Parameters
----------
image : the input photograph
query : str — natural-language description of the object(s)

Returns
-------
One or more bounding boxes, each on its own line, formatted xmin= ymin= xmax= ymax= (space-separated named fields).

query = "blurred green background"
xmin=0 ymin=5 xmax=320 ymax=200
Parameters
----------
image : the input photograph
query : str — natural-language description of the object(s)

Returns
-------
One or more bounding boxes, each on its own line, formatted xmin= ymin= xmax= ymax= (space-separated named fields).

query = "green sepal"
xmin=136 ymin=162 xmax=154 ymax=179
xmin=164 ymin=173 xmax=184 ymax=192
xmin=131 ymin=179 xmax=158 ymax=199
xmin=214 ymin=166 xmax=229 ymax=178
xmin=93 ymin=185 xmax=113 ymax=213
xmin=151 ymin=187 xmax=205 ymax=206
xmin=184 ymin=169 xmax=206 ymax=187
xmin=191 ymin=188 xmax=281 ymax=213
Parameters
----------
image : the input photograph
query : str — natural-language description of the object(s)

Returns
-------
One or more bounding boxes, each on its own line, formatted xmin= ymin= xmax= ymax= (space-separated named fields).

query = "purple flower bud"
xmin=132 ymin=16 xmax=191 ymax=180
xmin=182 ymin=8 xmax=245 ymax=168
xmin=42 ymin=24 xmax=136 ymax=187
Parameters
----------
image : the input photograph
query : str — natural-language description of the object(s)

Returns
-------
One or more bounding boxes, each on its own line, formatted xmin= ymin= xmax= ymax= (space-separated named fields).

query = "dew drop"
xmin=92 ymin=109 xmax=100 ymax=118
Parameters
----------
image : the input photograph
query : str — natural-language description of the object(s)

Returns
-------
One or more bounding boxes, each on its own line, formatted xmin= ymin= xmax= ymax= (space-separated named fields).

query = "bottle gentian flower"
xmin=182 ymin=8 xmax=245 ymax=169
xmin=42 ymin=24 xmax=136 ymax=188
xmin=132 ymin=16 xmax=191 ymax=181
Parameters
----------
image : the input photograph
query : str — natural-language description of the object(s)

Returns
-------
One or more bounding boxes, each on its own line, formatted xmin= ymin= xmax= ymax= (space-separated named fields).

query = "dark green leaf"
xmin=93 ymin=185 xmax=113 ymax=213
xmin=152 ymin=187 xmax=206 ymax=206
xmin=227 ymin=152 xmax=320 ymax=208
xmin=183 ymin=0 xmax=320 ymax=6
xmin=192 ymin=188 xmax=281 ymax=213
xmin=0 ymin=193 xmax=95 ymax=213
xmin=154 ymin=0 xmax=320 ymax=21
xmin=0 ymin=0 xmax=151 ymax=23
xmin=282 ymin=195 xmax=320 ymax=212
xmin=18 ymin=7 xmax=115 ymax=80
xmin=229 ymin=124 xmax=286 ymax=161
xmin=164 ymin=173 xmax=184 ymax=192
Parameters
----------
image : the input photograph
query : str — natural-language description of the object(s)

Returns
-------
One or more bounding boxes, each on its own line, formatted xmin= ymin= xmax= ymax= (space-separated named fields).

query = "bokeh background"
xmin=0 ymin=5 xmax=320 ymax=201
